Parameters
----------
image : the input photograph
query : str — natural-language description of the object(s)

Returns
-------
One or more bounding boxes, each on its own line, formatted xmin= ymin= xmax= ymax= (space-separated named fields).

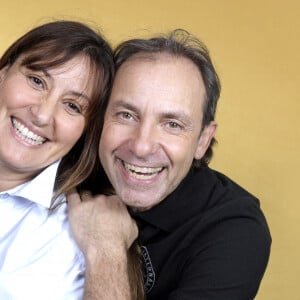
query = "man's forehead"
xmin=121 ymin=51 xmax=194 ymax=68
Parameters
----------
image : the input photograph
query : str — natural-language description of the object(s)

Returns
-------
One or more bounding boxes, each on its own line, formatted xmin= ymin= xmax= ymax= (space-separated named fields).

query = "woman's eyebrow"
xmin=41 ymin=69 xmax=90 ymax=102
xmin=70 ymin=91 xmax=90 ymax=102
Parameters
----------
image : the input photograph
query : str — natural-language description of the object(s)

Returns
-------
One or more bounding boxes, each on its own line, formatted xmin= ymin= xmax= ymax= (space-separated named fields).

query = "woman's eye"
xmin=29 ymin=76 xmax=44 ymax=88
xmin=67 ymin=102 xmax=81 ymax=114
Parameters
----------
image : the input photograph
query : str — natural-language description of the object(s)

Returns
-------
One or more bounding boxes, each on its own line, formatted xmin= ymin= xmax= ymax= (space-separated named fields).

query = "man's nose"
xmin=130 ymin=123 xmax=159 ymax=158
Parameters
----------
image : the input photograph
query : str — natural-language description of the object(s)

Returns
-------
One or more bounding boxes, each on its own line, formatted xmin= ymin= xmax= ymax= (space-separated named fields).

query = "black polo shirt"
xmin=131 ymin=167 xmax=271 ymax=300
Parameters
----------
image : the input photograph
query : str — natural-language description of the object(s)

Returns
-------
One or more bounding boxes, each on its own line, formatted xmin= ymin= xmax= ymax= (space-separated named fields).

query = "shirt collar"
xmin=131 ymin=167 xmax=217 ymax=233
xmin=5 ymin=160 xmax=60 ymax=208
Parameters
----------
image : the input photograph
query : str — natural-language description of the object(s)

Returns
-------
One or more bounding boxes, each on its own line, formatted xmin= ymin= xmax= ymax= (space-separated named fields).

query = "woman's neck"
xmin=0 ymin=165 xmax=36 ymax=192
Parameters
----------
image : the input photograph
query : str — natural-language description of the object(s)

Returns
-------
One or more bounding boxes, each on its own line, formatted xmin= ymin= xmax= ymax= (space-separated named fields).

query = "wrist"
xmin=84 ymin=243 xmax=128 ymax=270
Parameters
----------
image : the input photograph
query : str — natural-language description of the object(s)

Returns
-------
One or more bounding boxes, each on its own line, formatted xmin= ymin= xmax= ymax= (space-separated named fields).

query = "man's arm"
xmin=67 ymin=191 xmax=138 ymax=300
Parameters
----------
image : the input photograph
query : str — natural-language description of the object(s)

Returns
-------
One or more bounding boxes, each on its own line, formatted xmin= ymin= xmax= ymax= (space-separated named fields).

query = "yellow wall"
xmin=1 ymin=1 xmax=299 ymax=299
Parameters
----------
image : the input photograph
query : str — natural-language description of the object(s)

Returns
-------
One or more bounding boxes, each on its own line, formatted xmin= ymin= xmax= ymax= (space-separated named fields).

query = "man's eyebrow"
xmin=110 ymin=100 xmax=140 ymax=113
xmin=161 ymin=111 xmax=194 ymax=128
xmin=111 ymin=99 xmax=194 ymax=127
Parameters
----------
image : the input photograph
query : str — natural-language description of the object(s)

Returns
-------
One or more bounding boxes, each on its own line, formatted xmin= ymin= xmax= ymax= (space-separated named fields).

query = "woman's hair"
xmin=0 ymin=20 xmax=114 ymax=200
xmin=114 ymin=29 xmax=221 ymax=168
xmin=1 ymin=21 xmax=145 ymax=299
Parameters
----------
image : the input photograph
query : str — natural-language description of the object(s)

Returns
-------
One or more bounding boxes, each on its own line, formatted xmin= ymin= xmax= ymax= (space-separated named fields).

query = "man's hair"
xmin=113 ymin=29 xmax=221 ymax=168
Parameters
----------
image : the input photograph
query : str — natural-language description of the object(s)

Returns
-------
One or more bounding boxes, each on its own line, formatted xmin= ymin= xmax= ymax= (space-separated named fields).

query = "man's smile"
xmin=123 ymin=161 xmax=163 ymax=180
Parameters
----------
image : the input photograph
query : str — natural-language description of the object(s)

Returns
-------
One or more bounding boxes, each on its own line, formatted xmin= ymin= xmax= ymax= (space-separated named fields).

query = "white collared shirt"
xmin=0 ymin=161 xmax=85 ymax=300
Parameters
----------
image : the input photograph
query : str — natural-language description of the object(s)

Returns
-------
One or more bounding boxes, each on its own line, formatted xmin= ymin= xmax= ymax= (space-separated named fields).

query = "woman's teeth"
xmin=12 ymin=118 xmax=46 ymax=145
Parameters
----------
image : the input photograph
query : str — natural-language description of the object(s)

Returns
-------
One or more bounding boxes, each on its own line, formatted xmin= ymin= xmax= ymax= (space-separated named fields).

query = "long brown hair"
xmin=0 ymin=20 xmax=114 ymax=201
xmin=1 ymin=20 xmax=145 ymax=299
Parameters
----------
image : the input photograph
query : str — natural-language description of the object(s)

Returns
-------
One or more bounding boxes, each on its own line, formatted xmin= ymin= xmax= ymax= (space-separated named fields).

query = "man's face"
xmin=99 ymin=53 xmax=216 ymax=210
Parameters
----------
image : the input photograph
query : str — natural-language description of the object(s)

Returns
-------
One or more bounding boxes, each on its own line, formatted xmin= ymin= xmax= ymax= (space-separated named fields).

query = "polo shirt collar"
xmin=131 ymin=167 xmax=217 ymax=232
xmin=5 ymin=160 xmax=60 ymax=209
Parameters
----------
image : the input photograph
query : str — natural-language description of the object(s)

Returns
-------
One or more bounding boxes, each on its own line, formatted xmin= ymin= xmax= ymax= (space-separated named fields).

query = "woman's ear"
xmin=194 ymin=121 xmax=217 ymax=160
xmin=0 ymin=65 xmax=9 ymax=83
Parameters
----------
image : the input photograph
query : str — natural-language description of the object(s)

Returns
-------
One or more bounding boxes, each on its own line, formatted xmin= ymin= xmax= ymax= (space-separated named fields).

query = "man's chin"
xmin=119 ymin=191 xmax=159 ymax=210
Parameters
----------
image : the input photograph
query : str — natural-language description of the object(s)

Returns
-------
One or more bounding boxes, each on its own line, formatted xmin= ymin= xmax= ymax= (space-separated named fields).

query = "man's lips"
xmin=123 ymin=161 xmax=163 ymax=180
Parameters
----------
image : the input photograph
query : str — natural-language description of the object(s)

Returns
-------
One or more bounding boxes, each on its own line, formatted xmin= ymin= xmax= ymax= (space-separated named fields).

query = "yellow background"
xmin=1 ymin=1 xmax=299 ymax=299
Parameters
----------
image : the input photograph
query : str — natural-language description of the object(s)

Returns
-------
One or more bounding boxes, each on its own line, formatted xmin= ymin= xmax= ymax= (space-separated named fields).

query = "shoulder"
xmin=179 ymin=169 xmax=271 ymax=298
xmin=187 ymin=167 xmax=271 ymax=248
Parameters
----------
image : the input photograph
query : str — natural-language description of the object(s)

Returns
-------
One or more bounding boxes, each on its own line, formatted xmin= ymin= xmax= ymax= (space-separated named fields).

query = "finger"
xmin=126 ymin=220 xmax=139 ymax=248
xmin=131 ymin=222 xmax=138 ymax=242
xmin=66 ymin=188 xmax=82 ymax=207
xmin=109 ymin=194 xmax=126 ymax=207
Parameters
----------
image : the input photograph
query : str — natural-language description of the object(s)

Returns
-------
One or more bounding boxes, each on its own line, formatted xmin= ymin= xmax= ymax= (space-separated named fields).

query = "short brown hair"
xmin=114 ymin=29 xmax=221 ymax=168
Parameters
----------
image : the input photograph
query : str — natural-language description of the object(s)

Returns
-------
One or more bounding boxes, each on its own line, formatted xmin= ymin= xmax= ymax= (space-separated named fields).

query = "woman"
xmin=0 ymin=20 xmax=138 ymax=299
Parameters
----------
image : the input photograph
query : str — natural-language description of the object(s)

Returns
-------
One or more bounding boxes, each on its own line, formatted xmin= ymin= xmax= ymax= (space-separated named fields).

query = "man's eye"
xmin=168 ymin=121 xmax=181 ymax=129
xmin=120 ymin=112 xmax=133 ymax=119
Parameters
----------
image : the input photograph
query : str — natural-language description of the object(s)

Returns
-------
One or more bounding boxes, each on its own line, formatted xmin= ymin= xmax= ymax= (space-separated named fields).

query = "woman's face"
xmin=0 ymin=54 xmax=94 ymax=185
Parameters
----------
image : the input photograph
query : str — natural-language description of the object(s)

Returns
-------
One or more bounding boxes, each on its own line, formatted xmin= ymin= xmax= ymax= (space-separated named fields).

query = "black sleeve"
xmin=168 ymin=215 xmax=271 ymax=300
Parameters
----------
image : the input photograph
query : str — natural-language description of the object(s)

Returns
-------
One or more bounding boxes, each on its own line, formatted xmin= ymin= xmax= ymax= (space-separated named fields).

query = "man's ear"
xmin=194 ymin=121 xmax=217 ymax=160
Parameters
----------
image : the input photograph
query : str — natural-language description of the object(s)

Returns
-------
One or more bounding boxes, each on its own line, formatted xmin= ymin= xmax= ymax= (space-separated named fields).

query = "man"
xmin=68 ymin=29 xmax=271 ymax=299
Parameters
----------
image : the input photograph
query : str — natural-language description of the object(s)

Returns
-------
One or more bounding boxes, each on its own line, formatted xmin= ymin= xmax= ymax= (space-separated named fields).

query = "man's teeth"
xmin=12 ymin=118 xmax=46 ymax=145
xmin=124 ymin=162 xmax=163 ymax=179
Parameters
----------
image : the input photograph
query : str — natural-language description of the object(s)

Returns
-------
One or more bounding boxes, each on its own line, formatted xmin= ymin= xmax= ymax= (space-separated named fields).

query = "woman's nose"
xmin=29 ymin=95 xmax=57 ymax=127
